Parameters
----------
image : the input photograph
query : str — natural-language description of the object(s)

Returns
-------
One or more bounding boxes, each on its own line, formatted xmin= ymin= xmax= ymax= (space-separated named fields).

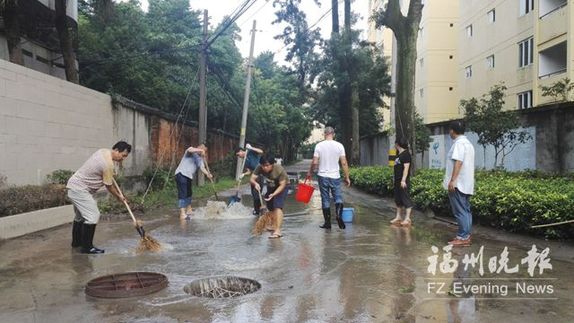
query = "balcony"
xmin=540 ymin=0 xmax=567 ymax=19
xmin=538 ymin=1 xmax=567 ymax=44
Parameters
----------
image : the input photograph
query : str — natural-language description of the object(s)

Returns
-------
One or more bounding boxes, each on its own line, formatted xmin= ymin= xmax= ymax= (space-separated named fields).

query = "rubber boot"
xmin=71 ymin=220 xmax=83 ymax=248
xmin=320 ymin=208 xmax=332 ymax=229
xmin=335 ymin=203 xmax=346 ymax=229
xmin=81 ymin=223 xmax=105 ymax=254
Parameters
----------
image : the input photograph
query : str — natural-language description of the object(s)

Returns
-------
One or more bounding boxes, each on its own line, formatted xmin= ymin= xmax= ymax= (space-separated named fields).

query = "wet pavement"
xmin=0 ymin=160 xmax=573 ymax=323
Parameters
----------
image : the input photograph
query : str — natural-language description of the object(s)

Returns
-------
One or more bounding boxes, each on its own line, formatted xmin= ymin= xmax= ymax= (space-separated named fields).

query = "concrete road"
xmin=0 ymin=160 xmax=572 ymax=322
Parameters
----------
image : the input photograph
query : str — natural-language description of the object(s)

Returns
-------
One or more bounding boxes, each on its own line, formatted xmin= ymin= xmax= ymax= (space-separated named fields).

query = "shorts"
xmin=264 ymin=186 xmax=289 ymax=210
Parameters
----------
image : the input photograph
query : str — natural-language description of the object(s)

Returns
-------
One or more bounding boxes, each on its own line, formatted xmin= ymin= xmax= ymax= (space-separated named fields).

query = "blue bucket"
xmin=341 ymin=208 xmax=354 ymax=223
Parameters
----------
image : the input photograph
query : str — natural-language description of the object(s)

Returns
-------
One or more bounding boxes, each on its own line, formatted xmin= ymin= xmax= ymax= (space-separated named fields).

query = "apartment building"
xmin=460 ymin=0 xmax=570 ymax=110
xmin=367 ymin=0 xmax=459 ymax=126
xmin=0 ymin=0 xmax=78 ymax=79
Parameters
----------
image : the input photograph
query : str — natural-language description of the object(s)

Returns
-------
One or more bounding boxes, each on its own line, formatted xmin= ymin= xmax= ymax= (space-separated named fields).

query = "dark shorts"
xmin=394 ymin=183 xmax=414 ymax=208
xmin=264 ymin=187 xmax=289 ymax=211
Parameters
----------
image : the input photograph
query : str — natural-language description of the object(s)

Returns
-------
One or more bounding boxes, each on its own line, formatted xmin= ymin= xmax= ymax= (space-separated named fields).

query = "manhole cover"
xmin=184 ymin=276 xmax=261 ymax=298
xmin=85 ymin=272 xmax=168 ymax=298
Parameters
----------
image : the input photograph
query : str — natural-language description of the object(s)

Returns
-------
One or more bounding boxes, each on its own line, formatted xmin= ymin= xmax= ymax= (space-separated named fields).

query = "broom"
xmin=252 ymin=189 xmax=274 ymax=235
xmin=112 ymin=179 xmax=161 ymax=252
xmin=203 ymin=159 xmax=219 ymax=201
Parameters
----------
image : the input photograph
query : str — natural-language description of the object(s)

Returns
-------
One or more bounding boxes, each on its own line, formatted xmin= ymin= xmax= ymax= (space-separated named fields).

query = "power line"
xmin=273 ymin=0 xmax=341 ymax=56
xmin=206 ymin=0 xmax=259 ymax=48
xmin=239 ymin=0 xmax=272 ymax=28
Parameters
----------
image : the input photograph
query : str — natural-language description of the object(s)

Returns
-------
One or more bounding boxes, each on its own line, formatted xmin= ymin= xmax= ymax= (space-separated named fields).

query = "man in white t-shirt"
xmin=307 ymin=127 xmax=351 ymax=230
xmin=443 ymin=121 xmax=475 ymax=246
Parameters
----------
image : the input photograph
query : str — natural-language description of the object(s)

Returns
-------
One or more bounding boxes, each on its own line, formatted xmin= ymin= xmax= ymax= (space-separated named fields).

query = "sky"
xmin=141 ymin=0 xmax=371 ymax=63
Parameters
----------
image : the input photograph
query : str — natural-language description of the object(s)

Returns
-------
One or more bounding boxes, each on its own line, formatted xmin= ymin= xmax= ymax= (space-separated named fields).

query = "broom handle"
xmin=258 ymin=188 xmax=265 ymax=206
xmin=112 ymin=178 xmax=138 ymax=224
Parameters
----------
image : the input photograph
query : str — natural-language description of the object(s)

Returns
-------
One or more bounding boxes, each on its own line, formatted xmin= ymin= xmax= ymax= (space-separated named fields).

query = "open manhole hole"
xmin=85 ymin=272 xmax=168 ymax=298
xmin=184 ymin=276 xmax=261 ymax=298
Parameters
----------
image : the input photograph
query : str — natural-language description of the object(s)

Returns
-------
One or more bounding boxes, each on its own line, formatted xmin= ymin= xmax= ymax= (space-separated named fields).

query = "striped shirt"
xmin=67 ymin=149 xmax=114 ymax=194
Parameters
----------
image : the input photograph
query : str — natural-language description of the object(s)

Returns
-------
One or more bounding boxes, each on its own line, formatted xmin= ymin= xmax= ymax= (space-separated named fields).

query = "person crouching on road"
xmin=66 ymin=141 xmax=131 ymax=254
xmin=174 ymin=144 xmax=213 ymax=220
xmin=250 ymin=155 xmax=289 ymax=239
xmin=235 ymin=143 xmax=264 ymax=215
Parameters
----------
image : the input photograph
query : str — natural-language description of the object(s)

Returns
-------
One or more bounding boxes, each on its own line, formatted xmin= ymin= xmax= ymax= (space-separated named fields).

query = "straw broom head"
xmin=252 ymin=210 xmax=273 ymax=235
xmin=137 ymin=235 xmax=162 ymax=253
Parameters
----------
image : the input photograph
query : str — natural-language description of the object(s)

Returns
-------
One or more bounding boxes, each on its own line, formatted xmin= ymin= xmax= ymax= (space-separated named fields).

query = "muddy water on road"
xmin=0 ymin=188 xmax=572 ymax=322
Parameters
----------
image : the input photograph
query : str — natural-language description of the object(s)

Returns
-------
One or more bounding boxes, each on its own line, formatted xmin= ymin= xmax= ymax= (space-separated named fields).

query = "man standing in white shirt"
xmin=443 ymin=121 xmax=475 ymax=246
xmin=307 ymin=126 xmax=351 ymax=230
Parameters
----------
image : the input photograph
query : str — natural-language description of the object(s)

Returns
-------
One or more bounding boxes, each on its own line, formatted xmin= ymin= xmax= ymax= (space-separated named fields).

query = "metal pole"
xmin=235 ymin=20 xmax=257 ymax=181
xmin=198 ymin=10 xmax=208 ymax=186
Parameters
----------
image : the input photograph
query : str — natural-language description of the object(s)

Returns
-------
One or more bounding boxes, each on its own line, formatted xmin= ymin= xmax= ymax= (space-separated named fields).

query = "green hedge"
xmin=349 ymin=167 xmax=574 ymax=239
xmin=0 ymin=184 xmax=68 ymax=217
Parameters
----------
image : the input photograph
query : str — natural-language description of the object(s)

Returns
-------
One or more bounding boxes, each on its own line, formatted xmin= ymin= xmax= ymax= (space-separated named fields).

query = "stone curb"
xmin=0 ymin=205 xmax=73 ymax=240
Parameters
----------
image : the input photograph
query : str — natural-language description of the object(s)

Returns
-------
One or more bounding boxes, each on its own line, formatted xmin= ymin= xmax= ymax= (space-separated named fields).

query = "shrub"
xmin=349 ymin=167 xmax=574 ymax=239
xmin=0 ymin=184 xmax=68 ymax=217
xmin=46 ymin=169 xmax=74 ymax=185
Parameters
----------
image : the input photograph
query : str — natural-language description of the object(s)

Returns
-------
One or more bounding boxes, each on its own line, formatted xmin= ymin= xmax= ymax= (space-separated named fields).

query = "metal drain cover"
xmin=184 ymin=276 xmax=261 ymax=298
xmin=85 ymin=272 xmax=168 ymax=298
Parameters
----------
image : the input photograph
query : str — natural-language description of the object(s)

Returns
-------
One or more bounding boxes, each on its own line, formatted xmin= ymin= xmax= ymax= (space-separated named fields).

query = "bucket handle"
xmin=303 ymin=175 xmax=311 ymax=184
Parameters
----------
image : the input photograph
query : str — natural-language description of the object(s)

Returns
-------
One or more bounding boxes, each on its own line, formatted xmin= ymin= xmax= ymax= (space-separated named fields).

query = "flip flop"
xmin=268 ymin=234 xmax=283 ymax=239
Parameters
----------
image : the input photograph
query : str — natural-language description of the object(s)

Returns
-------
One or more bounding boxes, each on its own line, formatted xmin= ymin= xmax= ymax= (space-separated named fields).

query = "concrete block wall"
xmin=0 ymin=60 xmax=115 ymax=185
xmin=0 ymin=60 xmax=241 ymax=186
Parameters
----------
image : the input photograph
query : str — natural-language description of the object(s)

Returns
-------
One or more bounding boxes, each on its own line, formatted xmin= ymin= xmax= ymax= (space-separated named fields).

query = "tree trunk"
xmin=394 ymin=33 xmax=417 ymax=148
xmin=4 ymin=0 xmax=24 ymax=65
xmin=55 ymin=0 xmax=79 ymax=83
xmin=351 ymin=82 xmax=360 ymax=164
xmin=331 ymin=0 xmax=339 ymax=34
xmin=374 ymin=0 xmax=423 ymax=156
xmin=344 ymin=0 xmax=351 ymax=30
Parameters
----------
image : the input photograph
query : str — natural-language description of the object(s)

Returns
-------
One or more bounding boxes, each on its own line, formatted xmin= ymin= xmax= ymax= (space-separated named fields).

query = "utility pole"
xmin=198 ymin=10 xmax=208 ymax=186
xmin=235 ymin=20 xmax=257 ymax=181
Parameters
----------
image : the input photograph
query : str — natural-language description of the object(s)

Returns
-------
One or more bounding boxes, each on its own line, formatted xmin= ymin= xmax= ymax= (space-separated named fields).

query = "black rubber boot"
xmin=81 ymin=223 xmax=105 ymax=254
xmin=320 ymin=208 xmax=332 ymax=229
xmin=335 ymin=203 xmax=346 ymax=229
xmin=71 ymin=220 xmax=83 ymax=248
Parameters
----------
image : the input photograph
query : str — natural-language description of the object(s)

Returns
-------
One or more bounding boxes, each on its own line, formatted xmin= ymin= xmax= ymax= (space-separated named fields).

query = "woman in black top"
xmin=390 ymin=138 xmax=414 ymax=226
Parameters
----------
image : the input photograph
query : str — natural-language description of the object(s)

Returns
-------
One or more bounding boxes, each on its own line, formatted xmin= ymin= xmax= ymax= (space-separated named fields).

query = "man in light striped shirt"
xmin=66 ymin=141 xmax=131 ymax=254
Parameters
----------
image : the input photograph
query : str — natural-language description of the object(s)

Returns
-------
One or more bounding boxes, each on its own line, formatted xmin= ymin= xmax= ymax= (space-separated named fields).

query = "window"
xmin=419 ymin=58 xmax=424 ymax=67
xmin=488 ymin=9 xmax=496 ymax=23
xmin=419 ymin=27 xmax=424 ymax=37
xmin=518 ymin=37 xmax=534 ymax=67
xmin=518 ymin=90 xmax=533 ymax=109
xmin=466 ymin=25 xmax=473 ymax=37
xmin=420 ymin=88 xmax=424 ymax=97
xmin=486 ymin=55 xmax=495 ymax=69
xmin=520 ymin=0 xmax=535 ymax=16
xmin=465 ymin=66 xmax=472 ymax=78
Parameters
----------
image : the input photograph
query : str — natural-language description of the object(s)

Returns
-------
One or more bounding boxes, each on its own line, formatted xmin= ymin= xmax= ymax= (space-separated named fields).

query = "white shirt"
xmin=443 ymin=135 xmax=475 ymax=195
xmin=313 ymin=139 xmax=346 ymax=179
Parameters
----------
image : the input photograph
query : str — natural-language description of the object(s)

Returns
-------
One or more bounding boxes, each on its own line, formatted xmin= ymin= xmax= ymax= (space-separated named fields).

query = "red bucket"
xmin=295 ymin=177 xmax=315 ymax=204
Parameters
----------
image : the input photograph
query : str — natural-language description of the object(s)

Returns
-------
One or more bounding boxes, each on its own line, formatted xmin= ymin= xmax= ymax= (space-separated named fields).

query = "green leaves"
xmin=462 ymin=84 xmax=532 ymax=168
